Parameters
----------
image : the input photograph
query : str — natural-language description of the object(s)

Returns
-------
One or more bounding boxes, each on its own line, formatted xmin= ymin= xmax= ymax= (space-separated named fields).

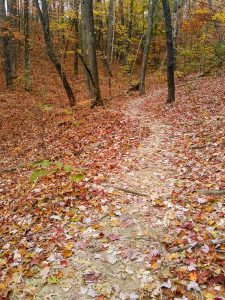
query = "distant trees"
xmin=1 ymin=0 xmax=224 ymax=105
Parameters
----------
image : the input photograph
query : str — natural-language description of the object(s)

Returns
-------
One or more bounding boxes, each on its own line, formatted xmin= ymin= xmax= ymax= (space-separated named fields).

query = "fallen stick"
xmin=170 ymin=238 xmax=225 ymax=253
xmin=103 ymin=184 xmax=149 ymax=197
xmin=197 ymin=189 xmax=225 ymax=195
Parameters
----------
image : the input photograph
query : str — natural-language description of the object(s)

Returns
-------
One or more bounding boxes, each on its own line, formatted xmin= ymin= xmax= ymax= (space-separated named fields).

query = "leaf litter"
xmin=0 ymin=74 xmax=225 ymax=299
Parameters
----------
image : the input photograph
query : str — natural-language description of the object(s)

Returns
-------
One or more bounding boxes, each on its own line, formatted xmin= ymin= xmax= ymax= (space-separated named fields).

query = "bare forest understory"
xmin=0 ymin=58 xmax=225 ymax=300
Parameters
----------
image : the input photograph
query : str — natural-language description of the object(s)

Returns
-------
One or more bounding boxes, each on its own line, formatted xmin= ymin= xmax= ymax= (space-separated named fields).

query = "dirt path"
xmin=32 ymin=93 xmax=176 ymax=300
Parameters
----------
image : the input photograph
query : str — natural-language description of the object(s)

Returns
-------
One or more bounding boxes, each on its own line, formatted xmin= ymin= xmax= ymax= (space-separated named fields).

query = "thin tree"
xmin=34 ymin=0 xmax=76 ymax=106
xmin=173 ymin=0 xmax=187 ymax=68
xmin=106 ymin=0 xmax=116 ymax=68
xmin=126 ymin=0 xmax=134 ymax=60
xmin=81 ymin=0 xmax=103 ymax=107
xmin=8 ymin=0 xmax=17 ymax=77
xmin=24 ymin=0 xmax=31 ymax=90
xmin=162 ymin=0 xmax=175 ymax=103
xmin=139 ymin=0 xmax=156 ymax=94
xmin=0 ymin=0 xmax=13 ymax=88
xmin=73 ymin=0 xmax=80 ymax=79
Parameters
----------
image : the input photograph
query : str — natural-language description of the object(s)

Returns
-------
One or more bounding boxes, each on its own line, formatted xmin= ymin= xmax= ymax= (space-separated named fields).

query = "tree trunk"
xmin=34 ymin=0 xmax=76 ymax=107
xmin=139 ymin=0 xmax=156 ymax=94
xmin=162 ymin=0 xmax=175 ymax=103
xmin=81 ymin=0 xmax=103 ymax=107
xmin=118 ymin=0 xmax=125 ymax=25
xmin=0 ymin=0 xmax=13 ymax=88
xmin=8 ymin=0 xmax=17 ymax=77
xmin=95 ymin=0 xmax=104 ymax=48
xmin=73 ymin=0 xmax=79 ymax=79
xmin=24 ymin=0 xmax=31 ymax=90
xmin=126 ymin=0 xmax=134 ymax=59
xmin=106 ymin=0 xmax=116 ymax=67
xmin=173 ymin=0 xmax=178 ymax=69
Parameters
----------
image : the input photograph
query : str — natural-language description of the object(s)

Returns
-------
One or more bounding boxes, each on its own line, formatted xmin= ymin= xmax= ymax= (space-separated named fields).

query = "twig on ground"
xmin=169 ymin=238 xmax=225 ymax=253
xmin=197 ymin=189 xmax=225 ymax=195
xmin=102 ymin=184 xmax=149 ymax=197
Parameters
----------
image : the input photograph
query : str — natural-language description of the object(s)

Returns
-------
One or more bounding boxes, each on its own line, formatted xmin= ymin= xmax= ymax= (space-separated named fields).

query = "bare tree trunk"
xmin=73 ymin=0 xmax=80 ymax=79
xmin=139 ymin=0 xmax=156 ymax=94
xmin=173 ymin=0 xmax=187 ymax=68
xmin=24 ymin=0 xmax=31 ymax=90
xmin=162 ymin=0 xmax=175 ymax=103
xmin=106 ymin=0 xmax=116 ymax=67
xmin=34 ymin=0 xmax=76 ymax=106
xmin=81 ymin=0 xmax=103 ymax=107
xmin=8 ymin=0 xmax=17 ymax=77
xmin=173 ymin=0 xmax=178 ymax=69
xmin=0 ymin=0 xmax=13 ymax=88
xmin=126 ymin=0 xmax=134 ymax=59
xmin=95 ymin=0 xmax=104 ymax=48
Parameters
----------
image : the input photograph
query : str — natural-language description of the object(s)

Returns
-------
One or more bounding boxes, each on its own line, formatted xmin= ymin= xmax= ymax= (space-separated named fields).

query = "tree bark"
xmin=0 ymin=0 xmax=13 ymax=88
xmin=73 ymin=0 xmax=80 ymax=79
xmin=8 ymin=0 xmax=17 ymax=77
xmin=24 ymin=0 xmax=31 ymax=90
xmin=34 ymin=0 xmax=76 ymax=107
xmin=126 ymin=0 xmax=134 ymax=59
xmin=106 ymin=0 xmax=116 ymax=67
xmin=81 ymin=0 xmax=103 ymax=107
xmin=162 ymin=0 xmax=175 ymax=103
xmin=173 ymin=0 xmax=178 ymax=69
xmin=139 ymin=0 xmax=156 ymax=94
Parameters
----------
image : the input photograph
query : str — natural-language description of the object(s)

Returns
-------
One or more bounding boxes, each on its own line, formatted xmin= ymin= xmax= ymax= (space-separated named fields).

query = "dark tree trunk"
xmin=0 ymin=0 xmax=13 ymax=88
xmin=8 ymin=0 xmax=17 ymax=77
xmin=24 ymin=0 xmax=31 ymax=90
xmin=95 ymin=0 xmax=104 ymax=47
xmin=162 ymin=0 xmax=175 ymax=103
xmin=34 ymin=0 xmax=76 ymax=106
xmin=118 ymin=0 xmax=125 ymax=25
xmin=106 ymin=0 xmax=116 ymax=67
xmin=139 ymin=0 xmax=156 ymax=94
xmin=81 ymin=0 xmax=103 ymax=107
xmin=73 ymin=0 xmax=79 ymax=79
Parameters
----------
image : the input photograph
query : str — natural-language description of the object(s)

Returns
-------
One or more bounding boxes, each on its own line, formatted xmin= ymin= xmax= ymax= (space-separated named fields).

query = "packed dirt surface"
xmin=34 ymin=93 xmax=175 ymax=300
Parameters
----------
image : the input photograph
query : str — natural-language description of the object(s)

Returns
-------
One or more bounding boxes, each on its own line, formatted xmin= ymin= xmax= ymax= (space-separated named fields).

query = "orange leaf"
xmin=62 ymin=249 xmax=73 ymax=258
xmin=189 ymin=270 xmax=198 ymax=281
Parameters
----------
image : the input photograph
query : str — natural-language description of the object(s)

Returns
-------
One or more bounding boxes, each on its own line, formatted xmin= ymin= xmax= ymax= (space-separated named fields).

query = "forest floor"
xmin=0 ymin=70 xmax=225 ymax=300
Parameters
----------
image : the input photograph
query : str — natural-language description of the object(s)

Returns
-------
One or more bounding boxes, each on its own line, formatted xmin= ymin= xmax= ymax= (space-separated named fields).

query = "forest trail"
xmin=2 ymin=75 xmax=224 ymax=300
xmin=35 ymin=92 xmax=176 ymax=300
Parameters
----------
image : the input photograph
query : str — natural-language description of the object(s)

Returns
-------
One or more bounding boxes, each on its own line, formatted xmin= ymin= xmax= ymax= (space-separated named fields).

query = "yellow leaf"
xmin=65 ymin=242 xmax=74 ymax=250
xmin=0 ymin=283 xmax=7 ymax=290
xmin=203 ymin=291 xmax=216 ymax=300
xmin=167 ymin=253 xmax=180 ymax=260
